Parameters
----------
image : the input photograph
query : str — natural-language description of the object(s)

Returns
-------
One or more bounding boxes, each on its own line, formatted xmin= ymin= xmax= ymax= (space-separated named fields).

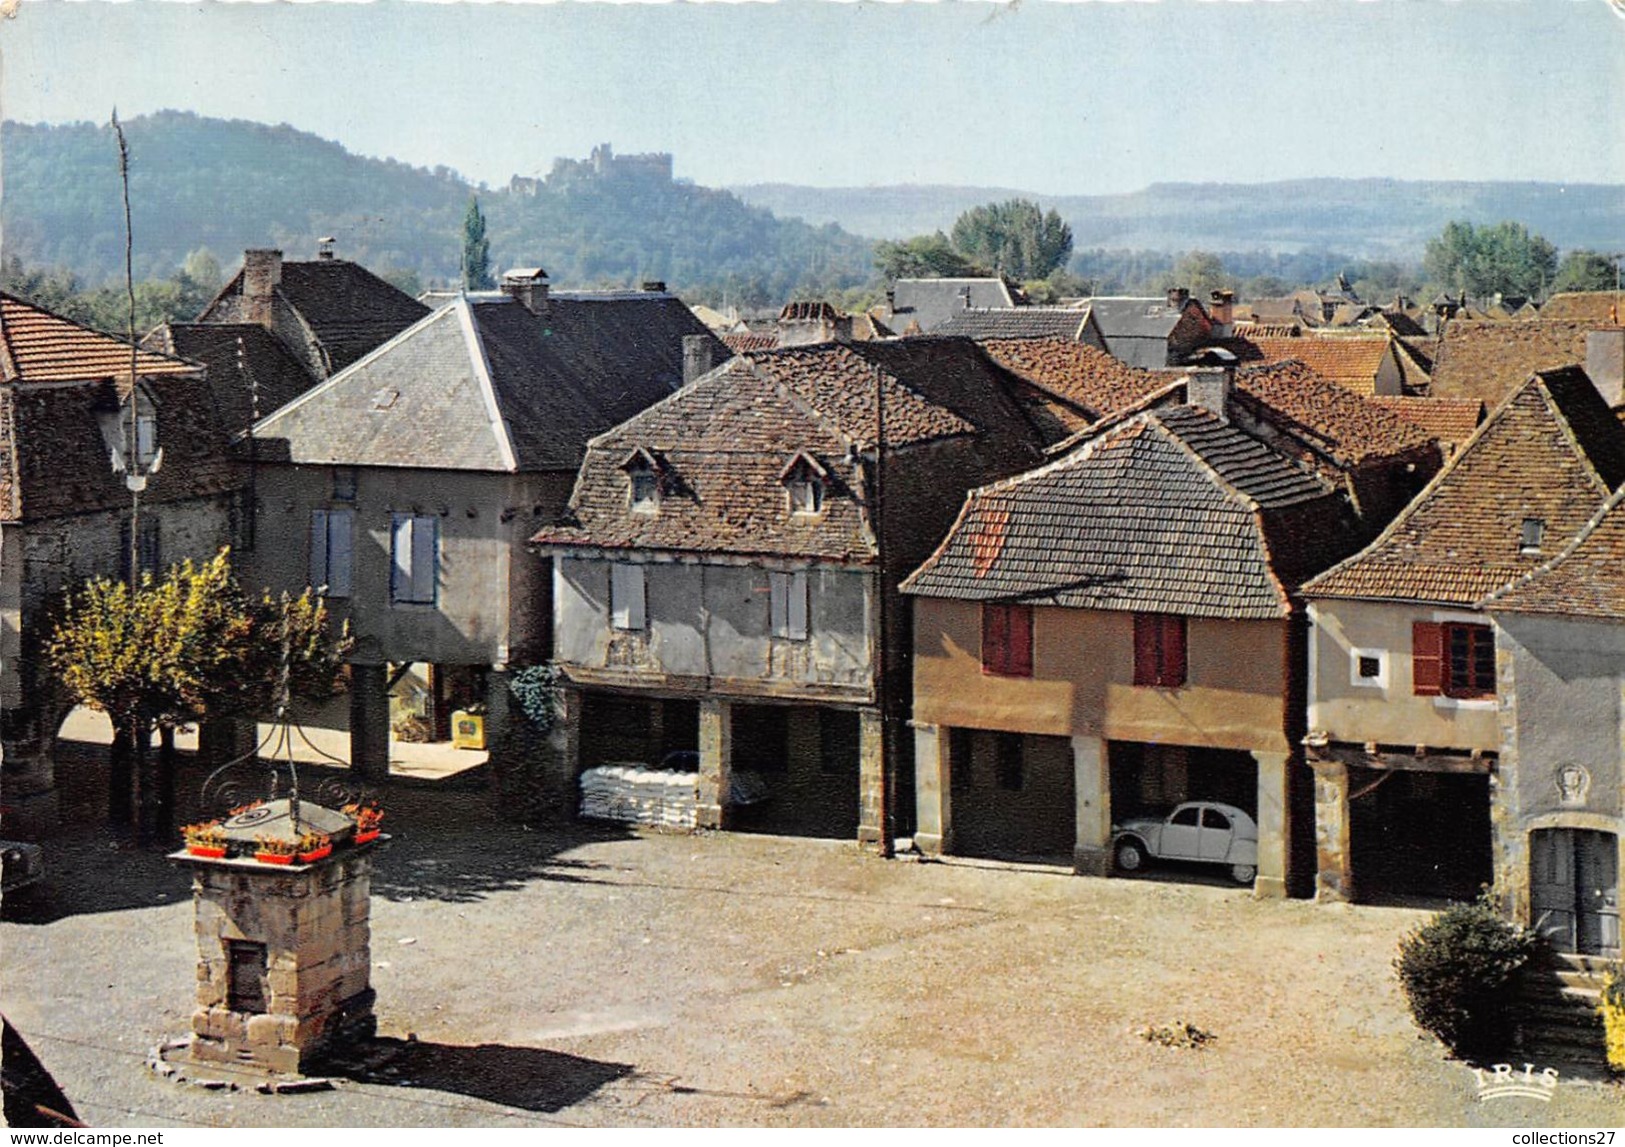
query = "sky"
xmin=2 ymin=0 xmax=1623 ymax=196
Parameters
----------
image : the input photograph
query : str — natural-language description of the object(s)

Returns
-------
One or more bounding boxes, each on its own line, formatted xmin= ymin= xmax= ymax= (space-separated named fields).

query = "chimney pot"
xmin=640 ymin=281 xmax=667 ymax=294
xmin=1167 ymin=286 xmax=1190 ymax=309
xmin=500 ymin=267 xmax=550 ymax=315
xmin=1208 ymin=289 xmax=1235 ymax=327
xmin=317 ymin=237 xmax=336 ymax=261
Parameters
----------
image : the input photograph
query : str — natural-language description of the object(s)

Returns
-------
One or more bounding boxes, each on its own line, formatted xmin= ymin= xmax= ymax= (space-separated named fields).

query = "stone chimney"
xmin=317 ymin=237 xmax=336 ymax=261
xmin=242 ymin=249 xmax=283 ymax=328
xmin=682 ymin=334 xmax=715 ymax=387
xmin=500 ymin=267 xmax=550 ymax=316
xmin=1209 ymin=289 xmax=1235 ymax=326
xmin=640 ymin=281 xmax=667 ymax=294
xmin=1586 ymin=329 xmax=1625 ymax=408
xmin=1185 ymin=366 xmax=1233 ymax=422
xmin=1167 ymin=286 xmax=1190 ymax=310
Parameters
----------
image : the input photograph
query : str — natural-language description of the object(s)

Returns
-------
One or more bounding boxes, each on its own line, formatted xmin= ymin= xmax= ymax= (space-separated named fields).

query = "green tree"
xmin=462 ymin=195 xmax=494 ymax=290
xmin=1424 ymin=220 xmax=1558 ymax=299
xmin=1168 ymin=250 xmax=1231 ymax=300
xmin=874 ymin=232 xmax=987 ymax=280
xmin=1551 ymin=249 xmax=1620 ymax=295
xmin=949 ymin=200 xmax=1073 ymax=280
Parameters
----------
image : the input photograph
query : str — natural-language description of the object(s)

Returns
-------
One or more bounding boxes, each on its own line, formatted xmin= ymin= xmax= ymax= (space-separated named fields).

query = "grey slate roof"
xmin=936 ymin=306 xmax=1095 ymax=343
xmin=888 ymin=278 xmax=1017 ymax=334
xmin=1084 ymin=296 xmax=1210 ymax=369
xmin=901 ymin=404 xmax=1342 ymax=619
xmin=252 ymin=293 xmax=729 ymax=472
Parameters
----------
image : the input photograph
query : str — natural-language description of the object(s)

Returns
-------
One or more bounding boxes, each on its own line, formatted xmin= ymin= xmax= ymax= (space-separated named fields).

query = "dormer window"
xmin=620 ymin=447 xmax=665 ymax=514
xmin=135 ymin=412 xmax=158 ymax=467
xmin=779 ymin=451 xmax=828 ymax=518
xmin=1520 ymin=517 xmax=1545 ymax=554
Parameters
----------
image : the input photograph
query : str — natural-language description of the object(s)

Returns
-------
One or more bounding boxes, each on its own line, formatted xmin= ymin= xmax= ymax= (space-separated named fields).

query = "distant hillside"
xmin=733 ymin=178 xmax=1625 ymax=256
xmin=0 ymin=112 xmax=874 ymax=304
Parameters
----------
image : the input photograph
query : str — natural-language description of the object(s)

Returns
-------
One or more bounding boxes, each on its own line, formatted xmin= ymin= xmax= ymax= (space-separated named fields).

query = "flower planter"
xmin=353 ymin=829 xmax=380 ymax=845
xmin=297 ymin=845 xmax=332 ymax=864
xmin=186 ymin=845 xmax=227 ymax=859
xmin=255 ymin=851 xmax=295 ymax=866
xmin=1604 ymin=998 xmax=1625 ymax=1074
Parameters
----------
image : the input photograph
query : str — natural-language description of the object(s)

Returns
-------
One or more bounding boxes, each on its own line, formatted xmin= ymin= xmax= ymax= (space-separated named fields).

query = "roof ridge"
xmin=1478 ymin=480 xmax=1625 ymax=612
xmin=456 ymin=297 xmax=519 ymax=473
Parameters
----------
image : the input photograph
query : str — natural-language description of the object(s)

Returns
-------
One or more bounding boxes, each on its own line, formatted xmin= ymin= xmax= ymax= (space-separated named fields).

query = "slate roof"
xmin=1085 ymin=296 xmax=1212 ymax=370
xmin=1425 ymin=319 xmax=1618 ymax=406
xmin=1303 ymin=368 xmax=1625 ymax=605
xmin=534 ymin=337 xmax=1044 ymax=560
xmin=252 ymin=293 xmax=728 ymax=473
xmin=1537 ymin=292 xmax=1624 ymax=324
xmin=901 ymin=404 xmax=1343 ymax=619
xmin=1228 ymin=335 xmax=1392 ymax=395
xmin=888 ymin=278 xmax=1018 ymax=334
xmin=0 ymin=293 xmax=192 ymax=383
xmin=936 ymin=307 xmax=1093 ymax=342
xmin=1482 ymin=484 xmax=1625 ymax=620
xmin=199 ymin=257 xmax=429 ymax=375
xmin=1368 ymin=396 xmax=1484 ymax=449
xmin=145 ymin=322 xmax=319 ymax=436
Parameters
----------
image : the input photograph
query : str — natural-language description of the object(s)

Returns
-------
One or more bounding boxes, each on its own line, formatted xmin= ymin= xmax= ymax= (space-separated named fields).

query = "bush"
xmin=1393 ymin=894 xmax=1539 ymax=1062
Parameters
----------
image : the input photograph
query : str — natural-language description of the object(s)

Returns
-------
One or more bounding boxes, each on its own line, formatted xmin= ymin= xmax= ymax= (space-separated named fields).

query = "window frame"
xmin=980 ymin=602 xmax=1034 ymax=678
xmin=1444 ymin=622 xmax=1496 ymax=700
xmin=1132 ymin=612 xmax=1188 ymax=688
xmin=309 ymin=508 xmax=355 ymax=599
xmin=769 ymin=569 xmax=810 ymax=641
xmin=1413 ymin=620 xmax=1496 ymax=700
xmin=389 ymin=512 xmax=439 ymax=607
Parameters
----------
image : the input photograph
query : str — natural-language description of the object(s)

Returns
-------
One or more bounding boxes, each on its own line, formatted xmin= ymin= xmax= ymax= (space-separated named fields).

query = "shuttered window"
xmin=390 ymin=513 xmax=438 ymax=605
xmin=769 ymin=570 xmax=809 ymax=640
xmin=981 ymin=603 xmax=1033 ymax=677
xmin=308 ymin=509 xmax=354 ymax=598
xmin=1411 ymin=621 xmax=1444 ymax=696
xmin=1413 ymin=621 xmax=1496 ymax=699
xmin=610 ymin=563 xmax=647 ymax=631
xmin=1132 ymin=613 xmax=1187 ymax=688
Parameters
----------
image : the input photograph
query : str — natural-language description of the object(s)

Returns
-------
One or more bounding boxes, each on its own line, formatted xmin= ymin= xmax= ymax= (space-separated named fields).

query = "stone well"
xmin=170 ymin=799 xmax=379 ymax=1075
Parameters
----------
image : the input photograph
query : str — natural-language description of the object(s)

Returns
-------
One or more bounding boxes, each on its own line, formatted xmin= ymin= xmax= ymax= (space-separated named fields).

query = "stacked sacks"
xmin=579 ymin=764 xmax=699 ymax=829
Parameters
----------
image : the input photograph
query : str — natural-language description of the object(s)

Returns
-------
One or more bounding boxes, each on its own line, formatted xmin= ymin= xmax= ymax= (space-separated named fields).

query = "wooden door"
xmin=1531 ymin=829 xmax=1620 ymax=956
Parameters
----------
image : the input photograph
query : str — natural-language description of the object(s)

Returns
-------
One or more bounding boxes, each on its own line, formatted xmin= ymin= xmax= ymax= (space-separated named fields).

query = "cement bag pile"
xmin=579 ymin=764 xmax=699 ymax=829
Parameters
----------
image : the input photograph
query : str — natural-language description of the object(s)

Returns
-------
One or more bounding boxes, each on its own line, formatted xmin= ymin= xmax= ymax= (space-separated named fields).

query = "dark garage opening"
xmin=948 ymin=728 xmax=1075 ymax=862
xmin=1108 ymin=741 xmax=1256 ymax=822
xmin=1348 ymin=767 xmax=1491 ymax=904
xmin=731 ymin=704 xmax=858 ymax=840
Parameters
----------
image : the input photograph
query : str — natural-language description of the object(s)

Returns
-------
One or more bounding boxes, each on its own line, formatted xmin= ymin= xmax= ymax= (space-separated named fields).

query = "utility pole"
xmin=872 ymin=362 xmax=894 ymax=858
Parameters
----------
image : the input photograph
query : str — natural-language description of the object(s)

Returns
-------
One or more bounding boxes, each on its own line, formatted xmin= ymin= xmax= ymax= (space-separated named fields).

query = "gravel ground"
xmin=3 ymin=775 xmax=1622 ymax=1128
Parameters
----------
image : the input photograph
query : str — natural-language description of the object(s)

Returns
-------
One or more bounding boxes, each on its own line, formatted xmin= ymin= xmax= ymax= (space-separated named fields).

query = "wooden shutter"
xmin=309 ymin=509 xmax=329 ymax=590
xmin=1161 ymin=615 xmax=1187 ymax=687
xmin=769 ymin=571 xmax=789 ymax=636
xmin=411 ymin=515 xmax=437 ymax=604
xmin=327 ymin=510 xmax=354 ymax=599
xmin=1006 ymin=605 xmax=1033 ymax=677
xmin=612 ymin=563 xmax=645 ymax=630
xmin=982 ymin=603 xmax=1007 ymax=674
xmin=1412 ymin=621 xmax=1444 ymax=696
xmin=787 ymin=571 xmax=809 ymax=641
xmin=1133 ymin=613 xmax=1157 ymax=686
xmin=390 ymin=514 xmax=414 ymax=603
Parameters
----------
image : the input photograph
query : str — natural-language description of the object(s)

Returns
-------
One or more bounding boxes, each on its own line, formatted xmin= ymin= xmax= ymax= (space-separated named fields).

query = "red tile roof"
xmin=1483 ymin=484 xmax=1625 ymax=620
xmin=1233 ymin=335 xmax=1392 ymax=395
xmin=980 ymin=338 xmax=1173 ymax=424
xmin=1536 ymin=292 xmax=1624 ymax=324
xmin=1368 ymin=396 xmax=1485 ymax=448
xmin=0 ymin=294 xmax=193 ymax=383
xmin=1425 ymin=319 xmax=1619 ymax=407
xmin=1234 ymin=361 xmax=1436 ymax=466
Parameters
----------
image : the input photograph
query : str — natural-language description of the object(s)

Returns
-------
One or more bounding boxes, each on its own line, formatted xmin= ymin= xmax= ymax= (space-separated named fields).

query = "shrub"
xmin=1393 ymin=894 xmax=1538 ymax=1062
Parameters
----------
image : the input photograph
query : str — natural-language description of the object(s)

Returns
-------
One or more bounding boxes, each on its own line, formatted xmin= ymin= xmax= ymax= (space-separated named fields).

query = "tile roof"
xmin=888 ymin=278 xmax=1017 ymax=334
xmin=901 ymin=405 xmax=1346 ymax=620
xmin=253 ymin=293 xmax=729 ymax=472
xmin=534 ymin=337 xmax=1044 ymax=560
xmin=1233 ymin=361 xmax=1437 ymax=466
xmin=1303 ymin=368 xmax=1625 ymax=605
xmin=145 ymin=322 xmax=319 ymax=436
xmin=1228 ymin=334 xmax=1392 ymax=395
xmin=723 ymin=331 xmax=780 ymax=353
xmin=979 ymin=338 xmax=1173 ymax=427
xmin=1367 ymin=396 xmax=1485 ymax=448
xmin=1232 ymin=322 xmax=1304 ymax=339
xmin=0 ymin=293 xmax=193 ymax=383
xmin=1425 ymin=319 xmax=1619 ymax=406
xmin=1531 ymin=292 xmax=1624 ymax=324
xmin=1482 ymin=484 xmax=1625 ymax=620
xmin=936 ymin=307 xmax=1093 ymax=342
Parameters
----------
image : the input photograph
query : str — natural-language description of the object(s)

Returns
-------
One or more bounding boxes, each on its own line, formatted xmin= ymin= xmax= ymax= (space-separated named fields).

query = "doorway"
xmin=1530 ymin=828 xmax=1620 ymax=956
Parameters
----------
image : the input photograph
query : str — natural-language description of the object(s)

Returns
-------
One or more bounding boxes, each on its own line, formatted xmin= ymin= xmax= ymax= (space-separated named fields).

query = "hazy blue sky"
xmin=4 ymin=0 xmax=1623 ymax=195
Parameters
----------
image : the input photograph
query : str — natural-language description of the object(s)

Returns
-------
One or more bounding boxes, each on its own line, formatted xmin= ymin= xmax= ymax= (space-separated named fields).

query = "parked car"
xmin=0 ymin=840 xmax=44 ymax=894
xmin=1111 ymin=801 xmax=1258 ymax=885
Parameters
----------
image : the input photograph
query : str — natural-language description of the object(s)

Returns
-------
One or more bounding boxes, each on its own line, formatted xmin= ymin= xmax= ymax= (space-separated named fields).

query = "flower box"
xmin=353 ymin=829 xmax=380 ymax=845
xmin=255 ymin=851 xmax=295 ymax=866
xmin=297 ymin=845 xmax=332 ymax=864
xmin=187 ymin=844 xmax=227 ymax=859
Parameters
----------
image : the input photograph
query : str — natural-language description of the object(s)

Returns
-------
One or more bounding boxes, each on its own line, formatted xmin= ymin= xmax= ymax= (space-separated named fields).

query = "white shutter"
xmin=309 ymin=510 xmax=329 ymax=591
xmin=391 ymin=513 xmax=413 ymax=602
xmin=787 ymin=571 xmax=809 ymax=640
xmin=612 ymin=563 xmax=645 ymax=630
xmin=411 ymin=515 xmax=438 ymax=604
xmin=327 ymin=510 xmax=354 ymax=598
xmin=769 ymin=571 xmax=789 ymax=637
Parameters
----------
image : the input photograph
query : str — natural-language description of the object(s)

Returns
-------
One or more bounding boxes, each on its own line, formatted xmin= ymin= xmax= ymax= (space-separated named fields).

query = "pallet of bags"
xmin=579 ymin=763 xmax=699 ymax=829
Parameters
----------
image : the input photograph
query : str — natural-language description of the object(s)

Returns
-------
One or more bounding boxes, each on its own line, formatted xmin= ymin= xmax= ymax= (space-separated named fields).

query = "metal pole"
xmin=872 ymin=362 xmax=893 ymax=858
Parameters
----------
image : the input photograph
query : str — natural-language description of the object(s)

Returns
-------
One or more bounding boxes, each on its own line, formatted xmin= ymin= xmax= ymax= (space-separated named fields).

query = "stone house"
xmin=533 ymin=337 xmax=1047 ymax=844
xmin=246 ymin=271 xmax=727 ymax=780
xmin=1301 ymin=368 xmax=1625 ymax=905
xmin=1480 ymin=486 xmax=1625 ymax=956
xmin=1081 ymin=289 xmax=1213 ymax=369
xmin=901 ymin=372 xmax=1383 ymax=897
xmin=0 ymin=293 xmax=240 ymax=831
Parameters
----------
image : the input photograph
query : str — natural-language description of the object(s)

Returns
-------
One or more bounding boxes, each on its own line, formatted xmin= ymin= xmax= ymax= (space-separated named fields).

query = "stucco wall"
xmin=1306 ymin=598 xmax=1501 ymax=751
xmin=910 ymin=596 xmax=1289 ymax=752
xmin=248 ymin=464 xmax=568 ymax=667
xmin=553 ymin=553 xmax=873 ymax=699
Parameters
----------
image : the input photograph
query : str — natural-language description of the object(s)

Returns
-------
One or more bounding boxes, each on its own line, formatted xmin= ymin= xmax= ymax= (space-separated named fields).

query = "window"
xmin=1350 ymin=647 xmax=1387 ymax=690
xmin=389 ymin=513 xmax=438 ymax=605
xmin=787 ymin=477 xmax=823 ymax=516
xmin=226 ymin=940 xmax=268 ymax=1014
xmin=1202 ymin=808 xmax=1231 ymax=831
xmin=1132 ymin=613 xmax=1187 ymax=688
xmin=1357 ymin=656 xmax=1381 ymax=679
xmin=629 ymin=469 xmax=659 ymax=513
xmin=1520 ymin=517 xmax=1545 ymax=554
xmin=1412 ymin=621 xmax=1495 ymax=699
xmin=118 ymin=515 xmax=160 ymax=582
xmin=331 ymin=467 xmax=358 ymax=502
xmin=610 ymin=562 xmax=646 ymax=631
xmin=769 ymin=570 xmax=809 ymax=640
xmin=135 ymin=413 xmax=159 ymax=467
xmin=1170 ymin=806 xmax=1201 ymax=828
xmin=981 ymin=602 xmax=1033 ymax=677
xmin=995 ymin=732 xmax=1024 ymax=791
xmin=309 ymin=508 xmax=354 ymax=598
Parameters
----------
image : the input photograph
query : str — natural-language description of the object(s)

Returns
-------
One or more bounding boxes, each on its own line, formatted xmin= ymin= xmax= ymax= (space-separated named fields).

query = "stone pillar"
xmin=912 ymin=723 xmax=952 ymax=857
xmin=1072 ymin=734 xmax=1111 ymax=877
xmin=1311 ymin=758 xmax=1353 ymax=902
xmin=0 ymin=707 xmax=60 ymax=838
xmin=856 ymin=707 xmax=886 ymax=850
xmin=696 ymin=699 xmax=732 ymax=830
xmin=348 ymin=663 xmax=390 ymax=783
xmin=1253 ymin=749 xmax=1291 ymax=899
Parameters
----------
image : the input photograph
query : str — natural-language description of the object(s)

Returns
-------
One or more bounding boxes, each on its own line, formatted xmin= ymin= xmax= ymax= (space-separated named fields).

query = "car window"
xmin=1170 ymin=807 xmax=1200 ymax=827
xmin=1202 ymin=808 xmax=1231 ymax=830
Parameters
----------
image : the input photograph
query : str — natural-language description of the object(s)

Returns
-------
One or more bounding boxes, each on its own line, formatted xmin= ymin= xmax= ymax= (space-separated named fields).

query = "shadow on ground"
xmin=319 ymin=1036 xmax=633 ymax=1114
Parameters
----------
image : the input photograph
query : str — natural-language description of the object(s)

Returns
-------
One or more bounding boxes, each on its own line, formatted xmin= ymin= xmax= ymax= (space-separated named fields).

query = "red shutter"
xmin=1162 ymin=615 xmax=1188 ymax=687
xmin=1133 ymin=613 xmax=1157 ymax=686
xmin=1412 ymin=621 xmax=1444 ymax=696
xmin=1008 ymin=605 xmax=1033 ymax=677
xmin=981 ymin=603 xmax=1005 ymax=675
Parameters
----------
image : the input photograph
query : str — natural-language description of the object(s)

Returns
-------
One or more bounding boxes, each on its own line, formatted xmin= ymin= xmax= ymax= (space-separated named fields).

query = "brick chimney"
xmin=1586 ymin=329 xmax=1625 ymax=408
xmin=1166 ymin=286 xmax=1190 ymax=310
xmin=500 ymin=267 xmax=550 ymax=316
xmin=1185 ymin=366 xmax=1233 ymax=422
xmin=242 ymin=249 xmax=283 ymax=328
xmin=1209 ymin=289 xmax=1235 ymax=326
xmin=682 ymin=334 xmax=716 ymax=387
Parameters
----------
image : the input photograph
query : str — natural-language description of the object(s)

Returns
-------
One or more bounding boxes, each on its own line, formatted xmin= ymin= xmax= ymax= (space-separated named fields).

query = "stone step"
xmin=1518 ymin=980 xmax=1603 ymax=1007
xmin=1516 ymin=999 xmax=1605 ymax=1028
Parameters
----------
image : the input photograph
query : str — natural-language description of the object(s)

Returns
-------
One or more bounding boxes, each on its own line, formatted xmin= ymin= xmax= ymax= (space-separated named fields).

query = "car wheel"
xmin=1115 ymin=837 xmax=1148 ymax=874
xmin=1231 ymin=863 xmax=1257 ymax=885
